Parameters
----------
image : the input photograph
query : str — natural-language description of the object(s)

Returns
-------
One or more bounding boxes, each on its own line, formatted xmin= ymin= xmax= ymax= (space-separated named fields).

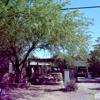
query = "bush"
xmin=64 ymin=80 xmax=78 ymax=92
xmin=0 ymin=73 xmax=9 ymax=89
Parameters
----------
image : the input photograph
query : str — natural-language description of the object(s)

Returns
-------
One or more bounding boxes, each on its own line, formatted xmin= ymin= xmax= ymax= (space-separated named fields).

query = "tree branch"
xmin=19 ymin=33 xmax=44 ymax=66
xmin=5 ymin=0 xmax=10 ymax=6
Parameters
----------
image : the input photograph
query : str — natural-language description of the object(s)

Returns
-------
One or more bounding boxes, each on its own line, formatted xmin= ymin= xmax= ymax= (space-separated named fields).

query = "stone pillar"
xmin=64 ymin=70 xmax=70 ymax=86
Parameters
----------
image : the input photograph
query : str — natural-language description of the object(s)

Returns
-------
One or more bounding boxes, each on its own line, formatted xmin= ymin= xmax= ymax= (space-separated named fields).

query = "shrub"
xmin=64 ymin=80 xmax=78 ymax=92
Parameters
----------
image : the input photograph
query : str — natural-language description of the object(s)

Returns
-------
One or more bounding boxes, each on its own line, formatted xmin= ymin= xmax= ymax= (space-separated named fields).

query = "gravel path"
xmin=6 ymin=77 xmax=100 ymax=100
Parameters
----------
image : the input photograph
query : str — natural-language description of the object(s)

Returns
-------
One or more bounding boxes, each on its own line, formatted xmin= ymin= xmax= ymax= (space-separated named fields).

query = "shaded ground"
xmin=77 ymin=77 xmax=100 ymax=83
xmin=4 ymin=77 xmax=100 ymax=100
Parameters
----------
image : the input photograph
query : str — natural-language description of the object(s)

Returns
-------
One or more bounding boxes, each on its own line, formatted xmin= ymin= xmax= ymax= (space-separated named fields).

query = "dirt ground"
xmin=4 ymin=77 xmax=100 ymax=100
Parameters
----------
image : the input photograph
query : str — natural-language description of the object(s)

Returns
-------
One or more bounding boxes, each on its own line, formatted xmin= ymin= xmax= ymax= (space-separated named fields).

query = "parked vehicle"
xmin=77 ymin=67 xmax=88 ymax=77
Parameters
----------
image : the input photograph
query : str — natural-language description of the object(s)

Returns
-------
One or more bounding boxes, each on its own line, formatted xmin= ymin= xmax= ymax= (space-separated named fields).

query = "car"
xmin=77 ymin=67 xmax=88 ymax=77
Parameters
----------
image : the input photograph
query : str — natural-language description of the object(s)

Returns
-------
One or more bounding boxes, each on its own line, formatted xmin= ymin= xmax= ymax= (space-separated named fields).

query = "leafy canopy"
xmin=88 ymin=37 xmax=100 ymax=74
xmin=0 ymin=0 xmax=93 ymax=72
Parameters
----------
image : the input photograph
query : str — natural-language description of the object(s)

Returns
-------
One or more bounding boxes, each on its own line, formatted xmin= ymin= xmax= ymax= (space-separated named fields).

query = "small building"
xmin=27 ymin=58 xmax=55 ymax=77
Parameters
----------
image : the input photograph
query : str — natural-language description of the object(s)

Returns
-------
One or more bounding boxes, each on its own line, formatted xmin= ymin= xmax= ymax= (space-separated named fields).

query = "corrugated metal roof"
xmin=73 ymin=61 xmax=88 ymax=67
xmin=30 ymin=61 xmax=50 ymax=65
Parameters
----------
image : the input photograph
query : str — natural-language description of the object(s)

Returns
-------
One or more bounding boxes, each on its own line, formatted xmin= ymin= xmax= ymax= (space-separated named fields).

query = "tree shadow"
xmin=77 ymin=77 xmax=100 ymax=84
xmin=44 ymin=88 xmax=73 ymax=92
xmin=29 ymin=86 xmax=43 ymax=91
xmin=7 ymin=88 xmax=39 ymax=100
xmin=89 ymin=87 xmax=100 ymax=91
xmin=6 ymin=84 xmax=76 ymax=100
xmin=77 ymin=81 xmax=100 ymax=83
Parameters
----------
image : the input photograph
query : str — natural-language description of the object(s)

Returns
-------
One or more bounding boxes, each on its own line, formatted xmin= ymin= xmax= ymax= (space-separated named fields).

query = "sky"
xmin=34 ymin=0 xmax=100 ymax=58
xmin=62 ymin=0 xmax=100 ymax=43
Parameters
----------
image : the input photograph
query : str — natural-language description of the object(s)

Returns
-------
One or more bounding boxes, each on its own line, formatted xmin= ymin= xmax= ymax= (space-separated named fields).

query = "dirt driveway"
xmin=5 ymin=77 xmax=100 ymax=100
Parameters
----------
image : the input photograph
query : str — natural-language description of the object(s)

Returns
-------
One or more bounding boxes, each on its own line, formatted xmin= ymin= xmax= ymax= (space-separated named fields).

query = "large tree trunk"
xmin=14 ymin=64 xmax=22 ymax=82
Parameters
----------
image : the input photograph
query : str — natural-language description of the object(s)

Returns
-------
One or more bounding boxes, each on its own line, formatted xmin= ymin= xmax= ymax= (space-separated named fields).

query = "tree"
xmin=88 ymin=50 xmax=100 ymax=76
xmin=52 ymin=53 xmax=74 ymax=78
xmin=94 ymin=37 xmax=100 ymax=50
xmin=53 ymin=53 xmax=74 ymax=67
xmin=0 ymin=52 xmax=9 ymax=71
xmin=0 ymin=0 xmax=93 ymax=79
xmin=88 ymin=37 xmax=100 ymax=76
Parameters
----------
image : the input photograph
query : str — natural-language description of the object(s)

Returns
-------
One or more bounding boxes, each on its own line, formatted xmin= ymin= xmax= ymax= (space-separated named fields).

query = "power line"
xmin=61 ymin=6 xmax=100 ymax=10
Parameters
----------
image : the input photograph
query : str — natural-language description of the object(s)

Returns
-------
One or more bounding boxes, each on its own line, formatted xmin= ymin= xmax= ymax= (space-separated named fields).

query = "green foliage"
xmin=0 ymin=0 xmax=93 ymax=75
xmin=53 ymin=53 xmax=74 ymax=67
xmin=88 ymin=37 xmax=100 ymax=75
xmin=88 ymin=50 xmax=100 ymax=75
xmin=64 ymin=80 xmax=78 ymax=92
